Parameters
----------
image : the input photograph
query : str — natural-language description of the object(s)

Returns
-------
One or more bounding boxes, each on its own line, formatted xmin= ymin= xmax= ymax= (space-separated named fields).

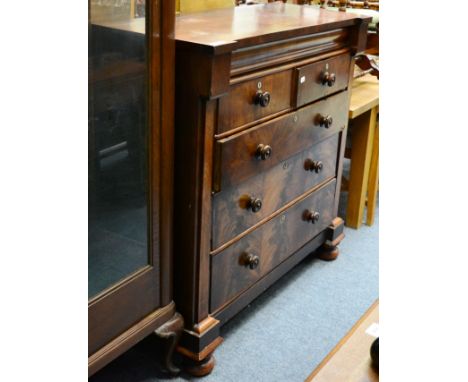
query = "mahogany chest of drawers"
xmin=173 ymin=3 xmax=370 ymax=375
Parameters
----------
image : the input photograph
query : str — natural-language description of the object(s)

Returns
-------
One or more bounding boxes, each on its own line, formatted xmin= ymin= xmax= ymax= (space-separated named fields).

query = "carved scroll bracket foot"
xmin=154 ymin=312 xmax=184 ymax=376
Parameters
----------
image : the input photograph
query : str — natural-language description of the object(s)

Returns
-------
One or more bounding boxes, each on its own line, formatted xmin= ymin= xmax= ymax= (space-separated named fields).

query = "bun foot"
xmin=184 ymin=353 xmax=215 ymax=377
xmin=316 ymin=244 xmax=340 ymax=261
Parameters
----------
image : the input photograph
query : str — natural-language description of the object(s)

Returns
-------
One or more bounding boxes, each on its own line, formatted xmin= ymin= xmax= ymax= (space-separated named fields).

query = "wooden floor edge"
xmin=304 ymin=298 xmax=379 ymax=381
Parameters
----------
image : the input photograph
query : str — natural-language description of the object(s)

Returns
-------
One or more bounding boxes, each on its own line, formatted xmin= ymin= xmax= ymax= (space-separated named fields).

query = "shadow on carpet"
xmin=90 ymin=202 xmax=378 ymax=382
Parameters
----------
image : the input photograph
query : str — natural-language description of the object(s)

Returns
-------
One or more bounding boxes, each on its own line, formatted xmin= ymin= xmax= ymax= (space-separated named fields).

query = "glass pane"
xmin=88 ymin=0 xmax=148 ymax=299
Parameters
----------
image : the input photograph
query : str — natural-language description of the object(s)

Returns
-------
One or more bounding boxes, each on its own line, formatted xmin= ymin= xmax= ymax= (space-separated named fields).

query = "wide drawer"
xmin=217 ymin=69 xmax=294 ymax=135
xmin=212 ymin=133 xmax=339 ymax=250
xmin=214 ymin=90 xmax=348 ymax=191
xmin=296 ymin=53 xmax=351 ymax=107
xmin=210 ymin=179 xmax=336 ymax=312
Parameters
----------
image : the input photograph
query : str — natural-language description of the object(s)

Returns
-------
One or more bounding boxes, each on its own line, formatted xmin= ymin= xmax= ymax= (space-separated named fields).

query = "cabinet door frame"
xmin=88 ymin=0 xmax=175 ymax=368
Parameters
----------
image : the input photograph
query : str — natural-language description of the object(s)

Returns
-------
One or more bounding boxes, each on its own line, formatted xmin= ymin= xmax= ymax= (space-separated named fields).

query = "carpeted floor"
xmin=90 ymin=185 xmax=379 ymax=382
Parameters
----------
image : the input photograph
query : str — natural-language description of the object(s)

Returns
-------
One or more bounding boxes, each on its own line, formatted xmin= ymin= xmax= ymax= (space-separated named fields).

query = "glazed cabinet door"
xmin=88 ymin=0 xmax=174 ymax=368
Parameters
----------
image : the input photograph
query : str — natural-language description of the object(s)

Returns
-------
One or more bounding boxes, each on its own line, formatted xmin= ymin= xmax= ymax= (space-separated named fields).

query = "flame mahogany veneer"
xmin=172 ymin=3 xmax=370 ymax=376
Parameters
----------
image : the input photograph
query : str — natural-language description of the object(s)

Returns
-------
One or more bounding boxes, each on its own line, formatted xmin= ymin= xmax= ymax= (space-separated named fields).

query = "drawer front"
xmin=212 ymin=134 xmax=339 ymax=250
xmin=210 ymin=179 xmax=336 ymax=312
xmin=217 ymin=70 xmax=294 ymax=134
xmin=296 ymin=53 xmax=351 ymax=107
xmin=214 ymin=90 xmax=348 ymax=191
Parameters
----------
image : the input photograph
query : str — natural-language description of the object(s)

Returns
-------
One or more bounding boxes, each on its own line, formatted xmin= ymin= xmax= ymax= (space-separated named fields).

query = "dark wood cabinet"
xmin=172 ymin=4 xmax=370 ymax=375
xmin=88 ymin=0 xmax=181 ymax=376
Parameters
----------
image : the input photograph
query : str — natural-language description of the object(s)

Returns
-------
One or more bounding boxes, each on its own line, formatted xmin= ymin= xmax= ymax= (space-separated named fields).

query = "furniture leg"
xmin=177 ymin=335 xmax=222 ymax=377
xmin=176 ymin=317 xmax=223 ymax=377
xmin=346 ymin=107 xmax=376 ymax=228
xmin=316 ymin=218 xmax=345 ymax=261
xmin=316 ymin=242 xmax=340 ymax=261
xmin=184 ymin=353 xmax=216 ymax=377
xmin=366 ymin=112 xmax=379 ymax=226
xmin=154 ymin=312 xmax=184 ymax=375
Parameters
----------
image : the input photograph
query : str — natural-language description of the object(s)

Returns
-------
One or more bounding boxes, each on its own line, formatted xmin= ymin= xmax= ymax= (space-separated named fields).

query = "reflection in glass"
xmin=88 ymin=0 xmax=148 ymax=298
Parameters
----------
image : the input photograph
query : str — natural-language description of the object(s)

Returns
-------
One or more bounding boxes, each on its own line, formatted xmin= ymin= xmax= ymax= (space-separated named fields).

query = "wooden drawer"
xmin=214 ymin=90 xmax=348 ymax=191
xmin=217 ymin=70 xmax=294 ymax=134
xmin=210 ymin=179 xmax=336 ymax=312
xmin=296 ymin=53 xmax=351 ymax=107
xmin=212 ymin=134 xmax=339 ymax=249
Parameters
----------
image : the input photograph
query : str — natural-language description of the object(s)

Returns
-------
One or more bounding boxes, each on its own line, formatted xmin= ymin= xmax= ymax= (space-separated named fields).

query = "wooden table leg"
xmin=366 ymin=112 xmax=379 ymax=226
xmin=346 ymin=107 xmax=377 ymax=229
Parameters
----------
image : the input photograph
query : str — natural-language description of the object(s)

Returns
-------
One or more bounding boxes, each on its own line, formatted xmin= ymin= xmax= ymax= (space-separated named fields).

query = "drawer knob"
xmin=254 ymin=90 xmax=271 ymax=107
xmin=248 ymin=197 xmax=262 ymax=213
xmin=320 ymin=115 xmax=333 ymax=128
xmin=256 ymin=144 xmax=272 ymax=160
xmin=321 ymin=71 xmax=336 ymax=87
xmin=307 ymin=160 xmax=323 ymax=173
xmin=241 ymin=252 xmax=260 ymax=270
xmin=306 ymin=210 xmax=320 ymax=224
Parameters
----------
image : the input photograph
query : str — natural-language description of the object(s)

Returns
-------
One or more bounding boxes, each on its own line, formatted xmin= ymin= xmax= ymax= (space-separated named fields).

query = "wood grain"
xmin=215 ymin=91 xmax=348 ymax=191
xmin=230 ymin=28 xmax=350 ymax=77
xmin=346 ymin=74 xmax=379 ymax=228
xmin=172 ymin=4 xmax=370 ymax=363
xmin=346 ymin=107 xmax=376 ymax=228
xmin=296 ymin=52 xmax=351 ymax=107
xmin=218 ymin=69 xmax=294 ymax=134
xmin=212 ymin=134 xmax=339 ymax=249
xmin=88 ymin=0 xmax=177 ymax=374
xmin=366 ymin=115 xmax=378 ymax=226
xmin=348 ymin=74 xmax=379 ymax=119
xmin=88 ymin=302 xmax=176 ymax=376
xmin=210 ymin=179 xmax=337 ymax=311
xmin=175 ymin=3 xmax=370 ymax=53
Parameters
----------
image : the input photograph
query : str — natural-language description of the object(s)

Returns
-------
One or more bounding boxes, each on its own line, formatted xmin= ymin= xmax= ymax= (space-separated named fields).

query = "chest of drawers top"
xmin=176 ymin=3 xmax=369 ymax=53
xmin=176 ymin=4 xmax=370 ymax=85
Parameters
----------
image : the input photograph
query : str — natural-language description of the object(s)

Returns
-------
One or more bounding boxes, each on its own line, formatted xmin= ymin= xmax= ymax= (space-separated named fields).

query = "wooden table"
xmin=345 ymin=74 xmax=379 ymax=228
xmin=306 ymin=300 xmax=379 ymax=382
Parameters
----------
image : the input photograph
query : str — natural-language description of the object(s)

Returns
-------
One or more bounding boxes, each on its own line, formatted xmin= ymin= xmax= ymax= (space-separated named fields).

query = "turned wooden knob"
xmin=319 ymin=115 xmax=333 ymax=128
xmin=306 ymin=210 xmax=320 ymax=224
xmin=256 ymin=144 xmax=272 ymax=160
xmin=242 ymin=252 xmax=260 ymax=269
xmin=307 ymin=160 xmax=323 ymax=173
xmin=248 ymin=197 xmax=262 ymax=213
xmin=254 ymin=90 xmax=271 ymax=107
xmin=321 ymin=71 xmax=336 ymax=87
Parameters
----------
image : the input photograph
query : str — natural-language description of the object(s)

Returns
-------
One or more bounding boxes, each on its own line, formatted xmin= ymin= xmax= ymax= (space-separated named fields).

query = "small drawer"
xmin=295 ymin=53 xmax=351 ymax=107
xmin=217 ymin=70 xmax=294 ymax=134
xmin=212 ymin=134 xmax=339 ymax=249
xmin=210 ymin=179 xmax=336 ymax=312
xmin=214 ymin=90 xmax=348 ymax=191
